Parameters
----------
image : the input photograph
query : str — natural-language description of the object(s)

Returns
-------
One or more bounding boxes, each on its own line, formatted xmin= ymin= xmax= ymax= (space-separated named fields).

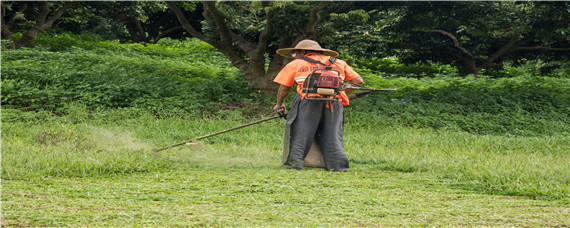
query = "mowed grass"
xmin=4 ymin=166 xmax=569 ymax=227
xmin=2 ymin=108 xmax=569 ymax=226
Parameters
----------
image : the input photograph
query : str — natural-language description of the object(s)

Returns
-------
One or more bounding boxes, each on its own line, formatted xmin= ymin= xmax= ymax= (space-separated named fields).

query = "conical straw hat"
xmin=276 ymin=39 xmax=339 ymax=58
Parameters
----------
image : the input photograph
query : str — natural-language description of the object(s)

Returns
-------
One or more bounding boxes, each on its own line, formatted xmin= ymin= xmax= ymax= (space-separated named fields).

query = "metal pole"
xmin=154 ymin=112 xmax=286 ymax=152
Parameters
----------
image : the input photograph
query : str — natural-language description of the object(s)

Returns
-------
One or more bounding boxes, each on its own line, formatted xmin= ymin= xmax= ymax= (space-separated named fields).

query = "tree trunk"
xmin=1 ymin=2 xmax=23 ymax=49
xmin=167 ymin=1 xmax=329 ymax=91
xmin=14 ymin=27 xmax=42 ymax=49
xmin=124 ymin=17 xmax=146 ymax=43
xmin=246 ymin=59 xmax=278 ymax=91
xmin=1 ymin=23 xmax=13 ymax=43
xmin=9 ymin=2 xmax=78 ymax=49
xmin=459 ymin=60 xmax=481 ymax=76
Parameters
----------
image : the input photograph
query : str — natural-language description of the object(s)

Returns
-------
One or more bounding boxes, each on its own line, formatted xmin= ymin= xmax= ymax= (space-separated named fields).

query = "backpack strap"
xmin=328 ymin=57 xmax=337 ymax=66
xmin=301 ymin=57 xmax=337 ymax=67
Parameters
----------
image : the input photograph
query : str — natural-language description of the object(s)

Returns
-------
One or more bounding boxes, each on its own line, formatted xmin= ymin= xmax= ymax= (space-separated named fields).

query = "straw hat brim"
xmin=276 ymin=48 xmax=339 ymax=58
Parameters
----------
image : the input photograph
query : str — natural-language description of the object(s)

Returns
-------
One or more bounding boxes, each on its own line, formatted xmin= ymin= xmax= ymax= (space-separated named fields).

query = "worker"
xmin=273 ymin=39 xmax=364 ymax=172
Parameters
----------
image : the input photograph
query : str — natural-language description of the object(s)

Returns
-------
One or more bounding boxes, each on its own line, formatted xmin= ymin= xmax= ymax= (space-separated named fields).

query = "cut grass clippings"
xmin=2 ymin=166 xmax=569 ymax=227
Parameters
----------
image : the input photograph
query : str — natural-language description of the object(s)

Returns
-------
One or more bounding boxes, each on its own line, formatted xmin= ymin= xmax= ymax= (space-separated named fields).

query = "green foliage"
xmin=323 ymin=4 xmax=404 ymax=59
xmin=484 ymin=59 xmax=570 ymax=79
xmin=344 ymin=56 xmax=459 ymax=78
xmin=1 ymin=33 xmax=256 ymax=116
xmin=3 ymin=31 xmax=569 ymax=138
xmin=348 ymin=74 xmax=570 ymax=136
xmin=385 ymin=1 xmax=570 ymax=74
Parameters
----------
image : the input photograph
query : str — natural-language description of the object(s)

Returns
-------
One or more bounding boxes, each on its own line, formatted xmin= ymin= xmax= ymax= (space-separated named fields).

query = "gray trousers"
xmin=282 ymin=95 xmax=349 ymax=171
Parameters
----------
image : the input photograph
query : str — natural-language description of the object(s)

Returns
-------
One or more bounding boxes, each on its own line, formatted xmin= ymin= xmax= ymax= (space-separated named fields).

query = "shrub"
xmin=3 ymin=31 xmax=569 ymax=136
xmin=1 ymin=33 xmax=256 ymax=116
xmin=348 ymin=74 xmax=570 ymax=136
xmin=340 ymin=55 xmax=460 ymax=78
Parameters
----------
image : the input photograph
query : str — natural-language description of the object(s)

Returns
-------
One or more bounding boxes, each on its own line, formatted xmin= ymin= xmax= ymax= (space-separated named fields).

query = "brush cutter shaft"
xmin=313 ymin=81 xmax=397 ymax=97
xmin=193 ymin=115 xmax=282 ymax=141
xmin=154 ymin=111 xmax=286 ymax=152
xmin=340 ymin=84 xmax=397 ymax=92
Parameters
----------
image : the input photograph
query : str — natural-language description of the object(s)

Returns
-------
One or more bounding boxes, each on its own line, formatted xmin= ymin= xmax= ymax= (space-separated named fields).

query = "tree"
xmin=385 ymin=1 xmax=570 ymax=76
xmin=318 ymin=2 xmax=403 ymax=60
xmin=112 ymin=1 xmax=192 ymax=43
xmin=166 ymin=1 xmax=354 ymax=91
xmin=1 ymin=1 xmax=79 ymax=49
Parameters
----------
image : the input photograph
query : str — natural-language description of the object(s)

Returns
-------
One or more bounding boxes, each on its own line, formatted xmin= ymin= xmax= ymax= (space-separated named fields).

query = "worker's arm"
xmin=345 ymin=75 xmax=364 ymax=94
xmin=273 ymin=85 xmax=291 ymax=112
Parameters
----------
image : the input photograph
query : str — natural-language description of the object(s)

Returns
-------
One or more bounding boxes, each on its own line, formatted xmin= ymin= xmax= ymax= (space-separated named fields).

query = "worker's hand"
xmin=273 ymin=104 xmax=286 ymax=113
xmin=347 ymin=93 xmax=357 ymax=99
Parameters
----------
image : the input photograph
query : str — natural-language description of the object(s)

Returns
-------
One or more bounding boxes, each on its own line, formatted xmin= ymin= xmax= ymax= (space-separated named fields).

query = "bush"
xmin=339 ymin=55 xmax=460 ymax=78
xmin=483 ymin=59 xmax=570 ymax=79
xmin=348 ymin=74 xmax=570 ymax=136
xmin=3 ymin=31 xmax=570 ymax=136
xmin=1 ymin=33 xmax=257 ymax=116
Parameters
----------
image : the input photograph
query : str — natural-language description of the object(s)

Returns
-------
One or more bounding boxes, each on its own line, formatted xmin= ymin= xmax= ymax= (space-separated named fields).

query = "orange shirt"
xmin=273 ymin=53 xmax=360 ymax=106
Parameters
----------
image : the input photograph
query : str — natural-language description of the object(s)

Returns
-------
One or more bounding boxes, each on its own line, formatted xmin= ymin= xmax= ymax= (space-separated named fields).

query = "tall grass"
xmin=349 ymin=75 xmax=570 ymax=136
xmin=2 ymin=106 xmax=568 ymax=201
xmin=1 ymin=107 xmax=167 ymax=179
xmin=345 ymin=115 xmax=570 ymax=200
xmin=1 ymin=104 xmax=283 ymax=180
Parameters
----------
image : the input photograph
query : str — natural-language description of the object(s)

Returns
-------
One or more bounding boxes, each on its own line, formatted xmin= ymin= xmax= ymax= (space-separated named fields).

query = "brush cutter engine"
xmin=315 ymin=72 xmax=342 ymax=96
xmin=302 ymin=69 xmax=343 ymax=101
xmin=299 ymin=57 xmax=342 ymax=101
xmin=300 ymin=56 xmax=397 ymax=101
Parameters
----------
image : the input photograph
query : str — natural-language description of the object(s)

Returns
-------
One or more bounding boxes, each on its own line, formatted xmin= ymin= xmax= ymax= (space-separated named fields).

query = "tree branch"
xmin=203 ymin=1 xmax=256 ymax=54
xmin=124 ymin=19 xmax=143 ymax=42
xmin=201 ymin=6 xmax=217 ymax=36
xmin=241 ymin=4 xmax=258 ymax=21
xmin=165 ymin=1 xmax=213 ymax=45
xmin=203 ymin=1 xmax=232 ymax=45
xmin=1 ymin=3 xmax=4 ymax=21
xmin=255 ymin=1 xmax=273 ymax=55
xmin=153 ymin=25 xmax=183 ymax=42
xmin=1 ymin=2 xmax=12 ymax=42
xmin=43 ymin=2 xmax=79 ymax=29
xmin=510 ymin=46 xmax=570 ymax=52
xmin=134 ymin=19 xmax=145 ymax=38
xmin=419 ymin=29 xmax=474 ymax=59
xmin=332 ymin=1 xmax=354 ymax=14
xmin=201 ymin=1 xmax=250 ymax=71
xmin=12 ymin=1 xmax=78 ymax=49
xmin=305 ymin=1 xmax=330 ymax=38
xmin=34 ymin=2 xmax=78 ymax=30
xmin=35 ymin=2 xmax=50 ymax=28
xmin=480 ymin=33 xmax=520 ymax=69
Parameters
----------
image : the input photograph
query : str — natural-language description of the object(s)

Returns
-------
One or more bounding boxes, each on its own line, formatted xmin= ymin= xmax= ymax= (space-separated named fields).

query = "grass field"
xmin=2 ymin=107 xmax=569 ymax=226
xmin=4 ymin=166 xmax=569 ymax=227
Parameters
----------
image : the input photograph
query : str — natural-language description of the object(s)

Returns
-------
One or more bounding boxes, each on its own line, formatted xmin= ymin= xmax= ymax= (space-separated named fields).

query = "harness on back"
xmin=300 ymin=57 xmax=342 ymax=102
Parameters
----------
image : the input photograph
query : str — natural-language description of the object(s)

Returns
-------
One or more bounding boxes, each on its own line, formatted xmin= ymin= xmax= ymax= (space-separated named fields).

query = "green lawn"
xmin=3 ymin=165 xmax=569 ymax=227
xmin=2 ymin=108 xmax=569 ymax=226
